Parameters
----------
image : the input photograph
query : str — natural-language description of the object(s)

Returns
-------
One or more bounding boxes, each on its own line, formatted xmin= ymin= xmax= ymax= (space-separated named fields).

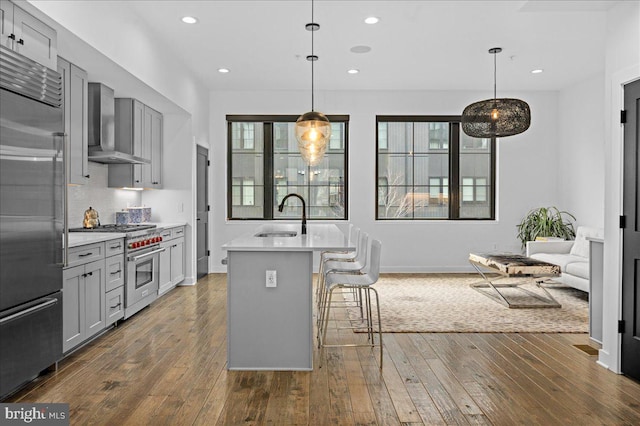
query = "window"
xmin=376 ymin=116 xmax=495 ymax=220
xmin=228 ymin=115 xmax=349 ymax=220
xmin=461 ymin=177 xmax=487 ymax=203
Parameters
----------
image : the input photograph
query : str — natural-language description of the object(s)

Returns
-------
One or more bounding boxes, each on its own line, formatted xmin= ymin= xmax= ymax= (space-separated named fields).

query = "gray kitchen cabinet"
xmin=67 ymin=242 xmax=103 ymax=267
xmin=63 ymin=256 xmax=106 ymax=353
xmin=158 ymin=226 xmax=185 ymax=296
xmin=105 ymin=239 xmax=125 ymax=326
xmin=170 ymin=237 xmax=185 ymax=284
xmin=105 ymin=287 xmax=124 ymax=327
xmin=108 ymin=98 xmax=144 ymax=188
xmin=0 ymin=0 xmax=57 ymax=70
xmin=105 ymin=239 xmax=124 ymax=292
xmin=158 ymin=240 xmax=171 ymax=295
xmin=58 ymin=56 xmax=89 ymax=185
xmin=144 ymin=106 xmax=163 ymax=189
xmin=109 ymin=99 xmax=162 ymax=189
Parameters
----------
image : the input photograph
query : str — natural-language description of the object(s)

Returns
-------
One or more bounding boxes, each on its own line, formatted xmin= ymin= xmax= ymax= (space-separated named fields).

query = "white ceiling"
xmin=121 ymin=0 xmax=614 ymax=94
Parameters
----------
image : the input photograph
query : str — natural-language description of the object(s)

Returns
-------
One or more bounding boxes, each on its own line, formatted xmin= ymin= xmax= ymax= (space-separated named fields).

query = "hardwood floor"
xmin=6 ymin=273 xmax=640 ymax=425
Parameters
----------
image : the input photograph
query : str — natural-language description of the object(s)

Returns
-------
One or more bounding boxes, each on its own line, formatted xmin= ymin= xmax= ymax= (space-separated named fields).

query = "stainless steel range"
xmin=69 ymin=224 xmax=165 ymax=319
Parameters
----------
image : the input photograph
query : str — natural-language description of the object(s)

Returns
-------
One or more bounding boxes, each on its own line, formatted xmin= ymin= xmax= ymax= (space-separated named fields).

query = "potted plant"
xmin=516 ymin=206 xmax=576 ymax=248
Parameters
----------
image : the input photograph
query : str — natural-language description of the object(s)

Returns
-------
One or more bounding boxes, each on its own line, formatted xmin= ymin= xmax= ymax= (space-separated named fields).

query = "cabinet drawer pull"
xmin=110 ymin=270 xmax=121 ymax=275
xmin=172 ymin=244 xmax=177 ymax=248
xmin=78 ymin=252 xmax=93 ymax=257
xmin=82 ymin=271 xmax=94 ymax=278
xmin=17 ymin=39 xmax=24 ymax=45
xmin=110 ymin=244 xmax=122 ymax=249
xmin=8 ymin=34 xmax=15 ymax=40
xmin=110 ymin=303 xmax=121 ymax=309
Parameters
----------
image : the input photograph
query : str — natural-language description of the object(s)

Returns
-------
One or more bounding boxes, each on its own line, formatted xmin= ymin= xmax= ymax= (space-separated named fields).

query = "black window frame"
xmin=227 ymin=114 xmax=350 ymax=221
xmin=375 ymin=115 xmax=496 ymax=220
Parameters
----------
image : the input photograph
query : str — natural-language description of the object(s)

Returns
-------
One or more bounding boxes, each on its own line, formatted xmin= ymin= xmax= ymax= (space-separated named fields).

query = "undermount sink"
xmin=255 ymin=231 xmax=298 ymax=238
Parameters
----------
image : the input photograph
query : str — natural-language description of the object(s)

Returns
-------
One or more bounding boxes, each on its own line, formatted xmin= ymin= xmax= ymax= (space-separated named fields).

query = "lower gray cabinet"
xmin=170 ymin=238 xmax=185 ymax=285
xmin=158 ymin=241 xmax=171 ymax=295
xmin=105 ymin=240 xmax=125 ymax=326
xmin=106 ymin=287 xmax=124 ymax=326
xmin=63 ymin=258 xmax=106 ymax=353
xmin=158 ymin=226 xmax=185 ymax=296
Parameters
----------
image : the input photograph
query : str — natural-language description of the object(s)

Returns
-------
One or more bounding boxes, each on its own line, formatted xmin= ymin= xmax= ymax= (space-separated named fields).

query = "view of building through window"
xmin=376 ymin=116 xmax=495 ymax=220
xmin=228 ymin=116 xmax=348 ymax=220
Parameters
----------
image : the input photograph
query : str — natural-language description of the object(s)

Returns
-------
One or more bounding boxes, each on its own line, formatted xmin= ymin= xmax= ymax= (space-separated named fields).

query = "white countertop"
xmin=67 ymin=222 xmax=186 ymax=247
xmin=148 ymin=222 xmax=187 ymax=230
xmin=222 ymin=224 xmax=353 ymax=252
xmin=68 ymin=232 xmax=126 ymax=247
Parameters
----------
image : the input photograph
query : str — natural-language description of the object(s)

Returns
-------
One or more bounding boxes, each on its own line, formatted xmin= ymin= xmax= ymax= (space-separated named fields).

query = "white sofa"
xmin=526 ymin=226 xmax=604 ymax=293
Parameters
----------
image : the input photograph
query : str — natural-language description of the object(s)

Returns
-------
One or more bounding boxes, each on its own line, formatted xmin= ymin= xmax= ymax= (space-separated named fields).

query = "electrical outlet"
xmin=266 ymin=270 xmax=277 ymax=287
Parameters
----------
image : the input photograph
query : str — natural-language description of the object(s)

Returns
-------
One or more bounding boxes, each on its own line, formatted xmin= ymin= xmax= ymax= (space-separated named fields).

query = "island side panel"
xmin=227 ymin=250 xmax=313 ymax=370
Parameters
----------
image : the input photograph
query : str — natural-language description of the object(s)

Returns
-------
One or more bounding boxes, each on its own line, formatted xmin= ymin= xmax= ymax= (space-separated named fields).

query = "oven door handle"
xmin=128 ymin=247 xmax=166 ymax=262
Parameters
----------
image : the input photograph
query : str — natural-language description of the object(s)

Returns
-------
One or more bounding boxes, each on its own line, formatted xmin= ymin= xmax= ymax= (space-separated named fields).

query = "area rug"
xmin=344 ymin=273 xmax=589 ymax=333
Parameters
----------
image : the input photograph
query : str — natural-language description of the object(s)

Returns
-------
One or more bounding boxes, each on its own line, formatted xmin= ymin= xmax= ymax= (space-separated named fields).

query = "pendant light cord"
xmin=311 ymin=0 xmax=315 ymax=111
xmin=493 ymin=49 xmax=497 ymax=101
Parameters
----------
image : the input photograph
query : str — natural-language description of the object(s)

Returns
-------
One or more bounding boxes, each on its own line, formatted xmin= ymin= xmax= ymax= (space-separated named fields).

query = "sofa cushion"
xmin=529 ymin=253 xmax=579 ymax=271
xmin=565 ymin=261 xmax=589 ymax=280
xmin=569 ymin=226 xmax=604 ymax=258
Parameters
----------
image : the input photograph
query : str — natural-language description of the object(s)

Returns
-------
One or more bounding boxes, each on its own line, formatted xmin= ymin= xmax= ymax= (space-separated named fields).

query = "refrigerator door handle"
xmin=55 ymin=132 xmax=69 ymax=267
xmin=0 ymin=298 xmax=58 ymax=325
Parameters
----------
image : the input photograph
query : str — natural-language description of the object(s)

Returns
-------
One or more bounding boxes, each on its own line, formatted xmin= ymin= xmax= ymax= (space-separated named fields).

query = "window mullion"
xmin=226 ymin=121 xmax=233 ymax=220
xmin=264 ymin=122 xmax=274 ymax=219
xmin=411 ymin=122 xmax=416 ymax=219
xmin=450 ymin=123 xmax=460 ymax=219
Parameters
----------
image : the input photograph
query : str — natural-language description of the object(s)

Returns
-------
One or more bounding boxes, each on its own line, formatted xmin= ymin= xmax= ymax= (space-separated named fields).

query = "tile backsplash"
xmin=68 ymin=162 xmax=142 ymax=227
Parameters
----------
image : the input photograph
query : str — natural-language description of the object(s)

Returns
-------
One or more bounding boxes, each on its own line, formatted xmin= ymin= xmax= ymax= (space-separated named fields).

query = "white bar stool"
xmin=318 ymin=239 xmax=383 ymax=369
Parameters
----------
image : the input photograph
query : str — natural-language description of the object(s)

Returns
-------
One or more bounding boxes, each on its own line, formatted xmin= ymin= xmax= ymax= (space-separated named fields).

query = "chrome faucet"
xmin=278 ymin=193 xmax=307 ymax=235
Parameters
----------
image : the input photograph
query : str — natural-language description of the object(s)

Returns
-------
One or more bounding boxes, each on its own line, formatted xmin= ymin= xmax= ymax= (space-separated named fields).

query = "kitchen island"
xmin=222 ymin=224 xmax=353 ymax=370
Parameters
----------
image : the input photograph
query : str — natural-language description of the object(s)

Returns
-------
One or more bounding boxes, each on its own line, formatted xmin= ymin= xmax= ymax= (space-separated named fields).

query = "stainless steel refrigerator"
xmin=0 ymin=45 xmax=65 ymax=399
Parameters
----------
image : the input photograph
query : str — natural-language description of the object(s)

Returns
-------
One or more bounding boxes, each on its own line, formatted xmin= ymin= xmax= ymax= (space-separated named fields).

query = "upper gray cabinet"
xmin=144 ymin=105 xmax=163 ymax=189
xmin=1 ymin=0 xmax=57 ymax=70
xmin=58 ymin=57 xmax=89 ymax=185
xmin=109 ymin=99 xmax=163 ymax=189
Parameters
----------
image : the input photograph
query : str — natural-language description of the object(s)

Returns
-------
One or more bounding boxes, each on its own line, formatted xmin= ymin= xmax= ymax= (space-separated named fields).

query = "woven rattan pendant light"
xmin=295 ymin=0 xmax=331 ymax=166
xmin=461 ymin=47 xmax=531 ymax=138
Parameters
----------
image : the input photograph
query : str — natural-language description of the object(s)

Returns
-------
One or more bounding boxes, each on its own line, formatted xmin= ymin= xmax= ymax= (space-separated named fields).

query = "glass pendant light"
xmin=461 ymin=47 xmax=531 ymax=138
xmin=295 ymin=0 xmax=331 ymax=166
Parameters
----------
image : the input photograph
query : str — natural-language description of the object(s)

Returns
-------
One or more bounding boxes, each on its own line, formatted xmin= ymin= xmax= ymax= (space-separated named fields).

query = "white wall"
xmin=209 ymin=89 xmax=561 ymax=273
xmin=67 ymin=163 xmax=141 ymax=227
xmin=557 ymin=72 xmax=606 ymax=228
xmin=601 ymin=0 xmax=640 ymax=374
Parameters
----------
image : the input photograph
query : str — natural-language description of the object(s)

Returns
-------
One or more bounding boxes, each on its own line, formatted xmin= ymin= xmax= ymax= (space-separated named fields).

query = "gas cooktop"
xmin=68 ymin=224 xmax=157 ymax=233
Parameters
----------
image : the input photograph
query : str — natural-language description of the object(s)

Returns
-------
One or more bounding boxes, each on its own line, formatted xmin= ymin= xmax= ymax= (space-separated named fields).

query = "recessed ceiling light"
xmin=347 ymin=69 xmax=359 ymax=74
xmin=218 ymin=68 xmax=230 ymax=73
xmin=181 ymin=16 xmax=198 ymax=24
xmin=531 ymin=69 xmax=544 ymax=74
xmin=364 ymin=16 xmax=379 ymax=24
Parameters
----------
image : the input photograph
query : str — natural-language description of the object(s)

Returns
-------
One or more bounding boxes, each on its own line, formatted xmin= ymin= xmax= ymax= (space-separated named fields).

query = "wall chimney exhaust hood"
xmin=87 ymin=83 xmax=150 ymax=165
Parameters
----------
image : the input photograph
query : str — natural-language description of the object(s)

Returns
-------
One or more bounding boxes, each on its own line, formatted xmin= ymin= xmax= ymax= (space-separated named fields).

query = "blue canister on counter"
xmin=116 ymin=211 xmax=129 ymax=225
